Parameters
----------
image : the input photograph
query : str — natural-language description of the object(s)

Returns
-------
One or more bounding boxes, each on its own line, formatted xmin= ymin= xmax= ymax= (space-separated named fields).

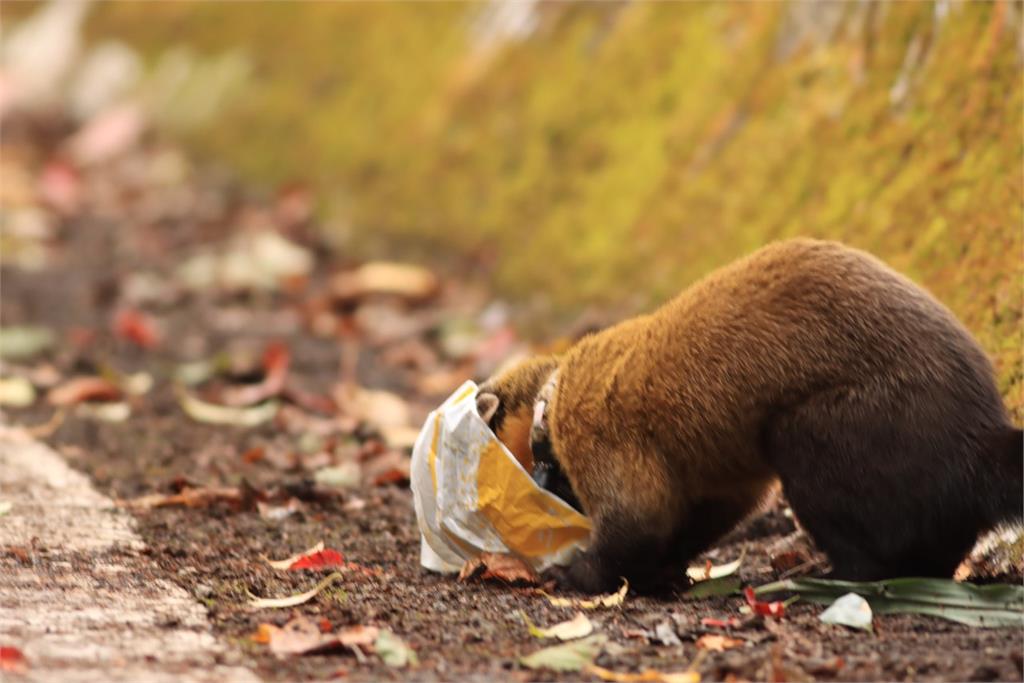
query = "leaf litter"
xmin=522 ymin=611 xmax=594 ymax=640
xmin=542 ymin=578 xmax=629 ymax=609
xmin=248 ymin=571 xmax=344 ymax=609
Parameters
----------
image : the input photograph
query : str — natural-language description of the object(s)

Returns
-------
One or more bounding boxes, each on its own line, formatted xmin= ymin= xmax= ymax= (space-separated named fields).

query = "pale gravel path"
xmin=0 ymin=426 xmax=261 ymax=683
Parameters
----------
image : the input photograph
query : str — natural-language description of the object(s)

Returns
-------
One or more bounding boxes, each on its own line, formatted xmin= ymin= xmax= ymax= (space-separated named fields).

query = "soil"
xmin=1 ymin=121 xmax=1021 ymax=683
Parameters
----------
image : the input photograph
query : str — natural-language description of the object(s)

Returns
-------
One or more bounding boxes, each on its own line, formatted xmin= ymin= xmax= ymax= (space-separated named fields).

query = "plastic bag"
xmin=411 ymin=381 xmax=592 ymax=573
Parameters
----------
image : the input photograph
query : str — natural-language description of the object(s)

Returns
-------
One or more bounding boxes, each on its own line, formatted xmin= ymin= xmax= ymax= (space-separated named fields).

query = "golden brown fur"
xmin=479 ymin=239 xmax=1023 ymax=593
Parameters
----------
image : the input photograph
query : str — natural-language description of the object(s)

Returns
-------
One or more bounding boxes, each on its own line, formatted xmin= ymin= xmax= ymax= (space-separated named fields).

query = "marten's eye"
xmin=477 ymin=392 xmax=500 ymax=426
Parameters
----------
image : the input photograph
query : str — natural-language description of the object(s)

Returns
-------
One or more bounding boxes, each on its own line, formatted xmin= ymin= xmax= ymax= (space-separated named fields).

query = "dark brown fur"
xmin=479 ymin=239 xmax=1023 ymax=593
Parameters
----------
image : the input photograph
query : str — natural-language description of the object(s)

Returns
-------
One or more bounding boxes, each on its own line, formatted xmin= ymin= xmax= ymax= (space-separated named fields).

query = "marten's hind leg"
xmin=764 ymin=384 xmax=986 ymax=580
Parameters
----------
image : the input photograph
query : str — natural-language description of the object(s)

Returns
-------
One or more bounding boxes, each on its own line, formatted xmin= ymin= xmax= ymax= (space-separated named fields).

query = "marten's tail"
xmin=993 ymin=426 xmax=1023 ymax=525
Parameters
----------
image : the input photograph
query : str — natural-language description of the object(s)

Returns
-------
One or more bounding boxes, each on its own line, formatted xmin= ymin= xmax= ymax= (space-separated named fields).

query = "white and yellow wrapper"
xmin=411 ymin=381 xmax=592 ymax=573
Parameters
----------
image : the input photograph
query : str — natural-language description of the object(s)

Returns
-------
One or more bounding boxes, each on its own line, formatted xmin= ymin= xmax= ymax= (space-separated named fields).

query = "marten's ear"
xmin=477 ymin=392 xmax=500 ymax=425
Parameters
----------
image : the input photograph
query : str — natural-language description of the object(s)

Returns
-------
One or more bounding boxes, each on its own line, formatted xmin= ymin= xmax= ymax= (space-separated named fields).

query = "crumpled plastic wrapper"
xmin=411 ymin=381 xmax=592 ymax=573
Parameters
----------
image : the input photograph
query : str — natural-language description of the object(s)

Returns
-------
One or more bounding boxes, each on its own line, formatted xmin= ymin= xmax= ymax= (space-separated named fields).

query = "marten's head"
xmin=477 ymin=355 xmax=558 ymax=470
xmin=477 ymin=355 xmax=583 ymax=512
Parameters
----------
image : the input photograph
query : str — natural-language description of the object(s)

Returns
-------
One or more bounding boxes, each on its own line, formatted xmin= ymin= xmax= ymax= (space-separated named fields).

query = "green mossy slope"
xmin=89 ymin=2 xmax=1021 ymax=418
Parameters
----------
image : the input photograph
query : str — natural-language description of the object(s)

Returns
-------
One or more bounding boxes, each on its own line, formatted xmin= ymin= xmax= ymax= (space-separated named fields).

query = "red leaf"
xmin=113 ymin=308 xmax=160 ymax=349
xmin=744 ymin=586 xmax=786 ymax=618
xmin=288 ymin=549 xmax=345 ymax=571
xmin=241 ymin=446 xmax=265 ymax=463
xmin=372 ymin=468 xmax=410 ymax=487
xmin=220 ymin=341 xmax=291 ymax=406
xmin=0 ymin=646 xmax=27 ymax=673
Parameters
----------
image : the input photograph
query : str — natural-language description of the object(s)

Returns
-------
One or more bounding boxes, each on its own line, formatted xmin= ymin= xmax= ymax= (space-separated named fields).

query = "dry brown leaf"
xmin=121 ymin=486 xmax=244 ymax=510
xmin=695 ymin=634 xmax=745 ymax=652
xmin=362 ymin=450 xmax=412 ymax=487
xmin=47 ymin=376 xmax=122 ymax=406
xmin=338 ymin=625 xmax=381 ymax=647
xmin=586 ymin=665 xmax=700 ymax=683
xmin=248 ymin=572 xmax=343 ymax=609
xmin=220 ymin=341 xmax=291 ymax=407
xmin=254 ymin=616 xmax=379 ymax=657
xmin=331 ymin=261 xmax=439 ymax=303
xmin=379 ymin=425 xmax=421 ymax=450
xmin=523 ymin=611 xmax=594 ymax=640
xmin=459 ymin=552 xmax=540 ymax=586
xmin=339 ymin=386 xmax=411 ymax=430
xmin=542 ymin=579 xmax=629 ymax=609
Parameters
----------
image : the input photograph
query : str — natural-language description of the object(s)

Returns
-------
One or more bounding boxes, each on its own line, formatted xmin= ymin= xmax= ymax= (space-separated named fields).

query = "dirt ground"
xmin=1 ymin=117 xmax=1022 ymax=683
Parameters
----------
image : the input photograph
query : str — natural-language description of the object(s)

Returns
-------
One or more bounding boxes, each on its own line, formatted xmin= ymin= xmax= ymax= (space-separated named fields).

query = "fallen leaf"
xmin=75 ymin=401 xmax=131 ymax=422
xmin=260 ymin=616 xmax=325 ymax=656
xmin=340 ymin=386 xmax=411 ymax=431
xmin=47 ymin=376 xmax=122 ymax=406
xmin=113 ymin=308 xmax=161 ymax=349
xmin=337 ymin=625 xmax=380 ymax=647
xmin=379 ymin=425 xmax=421 ymax=450
xmin=520 ymin=634 xmax=607 ymax=672
xmin=255 ymin=617 xmax=378 ymax=657
xmin=687 ymin=552 xmax=744 ymax=582
xmin=248 ymin=571 xmax=344 ymax=609
xmin=314 ymin=462 xmax=362 ymax=490
xmin=523 ymin=612 xmax=594 ymax=640
xmin=956 ymin=527 xmax=1024 ymax=582
xmin=696 ymin=634 xmax=745 ymax=652
xmin=459 ymin=553 xmax=540 ymax=586
xmin=700 ymin=616 xmax=741 ymax=629
xmin=375 ymin=629 xmax=418 ymax=668
xmin=122 ymin=486 xmax=243 ymax=510
xmin=241 ymin=446 xmax=265 ymax=463
xmin=221 ymin=341 xmax=291 ymax=406
xmin=0 ymin=377 xmax=36 ymax=407
xmin=176 ymin=358 xmax=222 ymax=387
xmin=0 ymin=645 xmax=27 ymax=673
xmin=331 ymin=261 xmax=439 ymax=304
xmin=179 ymin=389 xmax=279 ymax=427
xmin=362 ymin=450 xmax=411 ymax=487
xmin=281 ymin=385 xmax=338 ymax=416
xmin=289 ymin=549 xmax=346 ymax=571
xmin=744 ymin=586 xmax=786 ymax=618
xmin=251 ymin=623 xmax=274 ymax=644
xmin=121 ymin=371 xmax=154 ymax=396
xmin=267 ymin=542 xmax=325 ymax=570
xmin=25 ymin=409 xmax=67 ymax=438
xmin=256 ymin=498 xmax=303 ymax=521
xmin=542 ymin=579 xmax=629 ymax=609
xmin=818 ymin=592 xmax=873 ymax=631
xmin=586 ymin=665 xmax=701 ymax=683
xmin=769 ymin=550 xmax=810 ymax=575
xmin=177 ymin=230 xmax=313 ymax=293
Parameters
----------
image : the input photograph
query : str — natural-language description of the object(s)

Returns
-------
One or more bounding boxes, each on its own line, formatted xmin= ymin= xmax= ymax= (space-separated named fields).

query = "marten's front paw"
xmin=540 ymin=563 xmax=571 ymax=592
xmin=541 ymin=554 xmax=619 ymax=595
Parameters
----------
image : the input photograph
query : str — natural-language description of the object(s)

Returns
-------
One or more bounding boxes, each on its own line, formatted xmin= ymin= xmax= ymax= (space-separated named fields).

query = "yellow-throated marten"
xmin=478 ymin=239 xmax=1023 ymax=593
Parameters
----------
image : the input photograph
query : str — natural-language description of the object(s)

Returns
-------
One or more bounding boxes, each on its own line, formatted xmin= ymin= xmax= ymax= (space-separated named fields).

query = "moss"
xmin=85 ymin=1 xmax=1022 ymax=419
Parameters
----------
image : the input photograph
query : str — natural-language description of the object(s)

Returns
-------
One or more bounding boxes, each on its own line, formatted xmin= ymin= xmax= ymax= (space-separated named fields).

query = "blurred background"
xmin=2 ymin=0 xmax=1021 ymax=416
